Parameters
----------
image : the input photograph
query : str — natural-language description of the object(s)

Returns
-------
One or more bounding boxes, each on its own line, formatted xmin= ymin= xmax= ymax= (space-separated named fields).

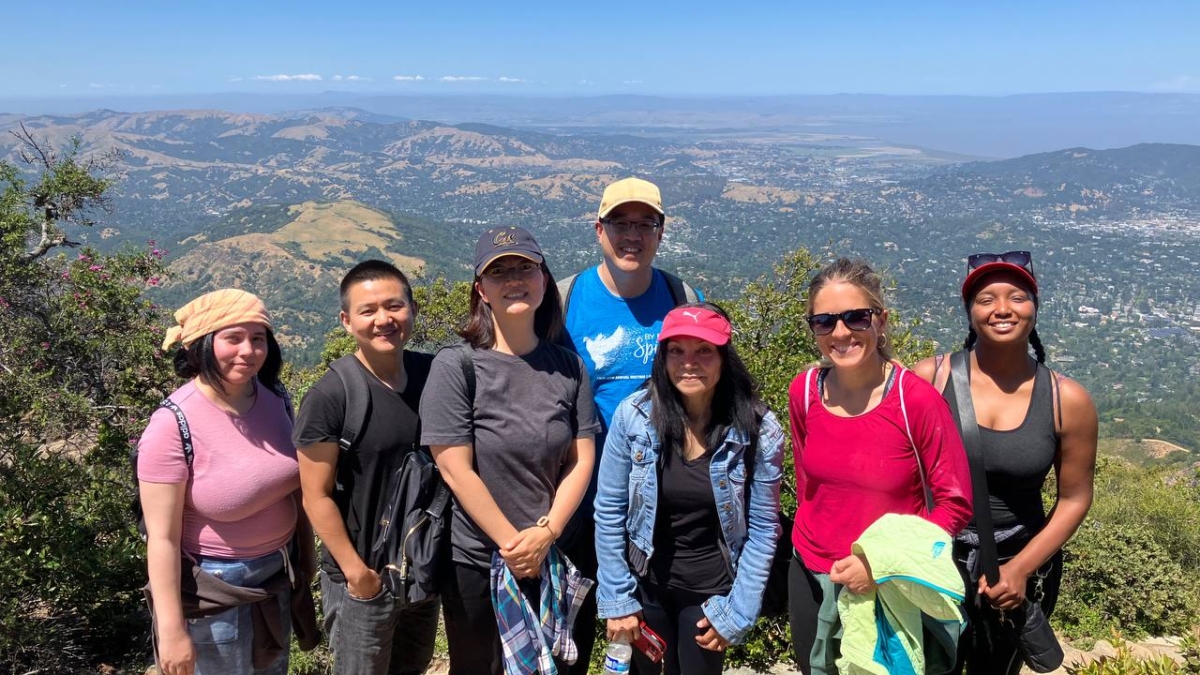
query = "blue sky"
xmin=4 ymin=0 xmax=1199 ymax=98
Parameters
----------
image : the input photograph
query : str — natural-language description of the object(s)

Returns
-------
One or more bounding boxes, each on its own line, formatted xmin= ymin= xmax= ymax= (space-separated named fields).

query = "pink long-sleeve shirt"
xmin=788 ymin=367 xmax=973 ymax=573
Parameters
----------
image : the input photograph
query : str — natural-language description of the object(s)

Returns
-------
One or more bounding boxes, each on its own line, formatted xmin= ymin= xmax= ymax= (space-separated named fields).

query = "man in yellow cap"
xmin=556 ymin=176 xmax=702 ymax=672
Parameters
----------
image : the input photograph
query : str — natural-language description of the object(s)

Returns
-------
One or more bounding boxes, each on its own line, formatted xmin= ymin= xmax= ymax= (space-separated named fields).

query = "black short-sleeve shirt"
xmin=292 ymin=350 xmax=433 ymax=582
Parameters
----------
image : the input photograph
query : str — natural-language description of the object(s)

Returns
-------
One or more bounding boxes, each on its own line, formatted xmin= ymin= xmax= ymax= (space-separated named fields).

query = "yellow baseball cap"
xmin=598 ymin=177 xmax=664 ymax=220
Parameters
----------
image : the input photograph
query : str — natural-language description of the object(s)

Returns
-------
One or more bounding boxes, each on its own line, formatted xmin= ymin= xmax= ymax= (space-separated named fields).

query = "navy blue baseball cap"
xmin=473 ymin=226 xmax=545 ymax=276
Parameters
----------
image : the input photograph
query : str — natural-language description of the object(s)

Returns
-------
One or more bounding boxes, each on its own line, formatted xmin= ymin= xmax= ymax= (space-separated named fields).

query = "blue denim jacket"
xmin=593 ymin=391 xmax=784 ymax=644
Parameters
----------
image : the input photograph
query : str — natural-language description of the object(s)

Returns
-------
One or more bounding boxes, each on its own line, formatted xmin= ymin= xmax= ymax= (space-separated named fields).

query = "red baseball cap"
xmin=961 ymin=251 xmax=1038 ymax=301
xmin=658 ymin=306 xmax=732 ymax=346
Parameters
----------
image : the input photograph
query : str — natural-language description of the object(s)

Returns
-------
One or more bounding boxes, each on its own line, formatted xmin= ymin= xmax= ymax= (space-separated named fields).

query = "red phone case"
xmin=633 ymin=621 xmax=666 ymax=663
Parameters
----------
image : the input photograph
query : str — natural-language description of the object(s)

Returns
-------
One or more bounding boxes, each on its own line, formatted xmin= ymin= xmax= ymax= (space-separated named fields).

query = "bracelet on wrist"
xmin=536 ymin=516 xmax=558 ymax=538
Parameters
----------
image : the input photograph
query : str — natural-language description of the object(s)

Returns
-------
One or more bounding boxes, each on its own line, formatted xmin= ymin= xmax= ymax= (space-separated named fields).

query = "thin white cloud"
xmin=393 ymin=75 xmax=425 ymax=81
xmin=578 ymin=79 xmax=594 ymax=86
xmin=88 ymin=83 xmax=108 ymax=89
xmin=623 ymin=80 xmax=644 ymax=85
xmin=252 ymin=74 xmax=323 ymax=82
xmin=498 ymin=76 xmax=527 ymax=83
xmin=1149 ymin=75 xmax=1200 ymax=92
xmin=441 ymin=75 xmax=487 ymax=82
xmin=345 ymin=75 xmax=371 ymax=82
xmin=229 ymin=77 xmax=244 ymax=82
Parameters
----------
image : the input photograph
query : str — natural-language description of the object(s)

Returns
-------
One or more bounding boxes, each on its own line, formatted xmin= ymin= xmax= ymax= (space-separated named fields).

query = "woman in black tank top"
xmin=913 ymin=252 xmax=1098 ymax=675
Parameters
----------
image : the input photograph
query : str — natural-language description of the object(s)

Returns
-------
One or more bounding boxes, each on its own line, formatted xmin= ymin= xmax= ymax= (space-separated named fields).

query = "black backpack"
xmin=131 ymin=382 xmax=294 ymax=538
xmin=328 ymin=354 xmax=452 ymax=607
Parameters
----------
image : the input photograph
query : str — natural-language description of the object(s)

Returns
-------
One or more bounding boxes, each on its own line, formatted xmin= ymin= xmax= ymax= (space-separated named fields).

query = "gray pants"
xmin=320 ymin=571 xmax=440 ymax=675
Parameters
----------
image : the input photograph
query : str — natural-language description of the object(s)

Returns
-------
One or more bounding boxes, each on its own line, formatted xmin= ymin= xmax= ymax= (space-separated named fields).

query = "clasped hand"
xmin=829 ymin=553 xmax=876 ymax=595
xmin=501 ymin=525 xmax=554 ymax=579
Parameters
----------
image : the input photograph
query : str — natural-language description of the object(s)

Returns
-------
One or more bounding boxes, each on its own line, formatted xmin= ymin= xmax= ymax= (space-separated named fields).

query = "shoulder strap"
xmin=557 ymin=273 xmax=579 ymax=317
xmin=268 ymin=380 xmax=295 ymax=423
xmin=932 ymin=353 xmax=951 ymax=393
xmin=658 ymin=268 xmax=697 ymax=306
xmin=159 ymin=398 xmax=194 ymax=468
xmin=329 ymin=356 xmax=371 ymax=453
xmin=1048 ymin=367 xmax=1065 ymax=436
xmin=456 ymin=343 xmax=475 ymax=413
xmin=457 ymin=345 xmax=476 ymax=422
xmin=949 ymin=350 xmax=1001 ymax=585
xmin=895 ymin=367 xmax=934 ymax=513
xmin=802 ymin=367 xmax=815 ymax=418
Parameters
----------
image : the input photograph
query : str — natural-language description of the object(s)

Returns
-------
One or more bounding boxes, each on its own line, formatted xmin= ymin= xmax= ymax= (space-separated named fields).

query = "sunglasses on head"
xmin=967 ymin=250 xmax=1034 ymax=274
xmin=806 ymin=308 xmax=880 ymax=336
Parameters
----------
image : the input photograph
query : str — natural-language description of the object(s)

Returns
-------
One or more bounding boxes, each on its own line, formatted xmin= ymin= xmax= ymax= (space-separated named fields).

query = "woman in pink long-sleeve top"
xmin=786 ymin=258 xmax=973 ymax=674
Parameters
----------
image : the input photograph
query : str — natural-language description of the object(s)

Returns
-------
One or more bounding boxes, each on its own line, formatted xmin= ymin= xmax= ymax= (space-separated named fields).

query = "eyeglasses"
xmin=967 ymin=250 xmax=1034 ymax=275
xmin=601 ymin=218 xmax=663 ymax=236
xmin=806 ymin=308 xmax=880 ymax=336
xmin=482 ymin=261 xmax=541 ymax=281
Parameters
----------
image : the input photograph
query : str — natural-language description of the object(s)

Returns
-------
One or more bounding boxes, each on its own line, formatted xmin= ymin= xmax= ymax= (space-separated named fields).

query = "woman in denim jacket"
xmin=594 ymin=302 xmax=784 ymax=675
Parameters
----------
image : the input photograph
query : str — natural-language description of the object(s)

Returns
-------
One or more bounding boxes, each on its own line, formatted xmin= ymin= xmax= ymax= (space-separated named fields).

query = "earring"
xmin=878 ymin=333 xmax=889 ymax=349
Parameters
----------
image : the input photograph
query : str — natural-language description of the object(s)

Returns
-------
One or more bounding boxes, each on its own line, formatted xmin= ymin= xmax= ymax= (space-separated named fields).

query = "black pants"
xmin=787 ymin=555 xmax=827 ymax=675
xmin=442 ymin=561 xmax=570 ymax=675
xmin=560 ymin=516 xmax=599 ymax=675
xmin=633 ymin=584 xmax=725 ymax=675
xmin=955 ymin=544 xmax=1064 ymax=675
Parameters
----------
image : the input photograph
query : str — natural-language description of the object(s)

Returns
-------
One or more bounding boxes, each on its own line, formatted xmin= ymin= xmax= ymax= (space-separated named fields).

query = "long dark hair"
xmin=648 ymin=302 xmax=761 ymax=457
xmin=459 ymin=262 xmax=564 ymax=349
xmin=172 ymin=329 xmax=283 ymax=394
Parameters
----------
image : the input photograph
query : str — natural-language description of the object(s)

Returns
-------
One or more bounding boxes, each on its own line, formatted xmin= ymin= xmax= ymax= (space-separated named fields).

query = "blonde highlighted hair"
xmin=807 ymin=257 xmax=894 ymax=361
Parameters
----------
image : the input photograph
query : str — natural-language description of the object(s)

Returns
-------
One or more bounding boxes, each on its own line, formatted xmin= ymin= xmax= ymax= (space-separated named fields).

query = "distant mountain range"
xmin=2 ymin=109 xmax=1198 ymax=400
xmin=4 ymin=91 xmax=1200 ymax=157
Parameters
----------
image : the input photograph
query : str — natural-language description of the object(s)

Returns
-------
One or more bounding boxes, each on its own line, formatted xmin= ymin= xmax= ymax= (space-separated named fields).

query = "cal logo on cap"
xmin=493 ymin=230 xmax=517 ymax=247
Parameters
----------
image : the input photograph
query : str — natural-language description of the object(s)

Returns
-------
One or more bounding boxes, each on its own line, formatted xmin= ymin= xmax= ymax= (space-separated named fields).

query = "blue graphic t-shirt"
xmin=562 ymin=265 xmax=702 ymax=431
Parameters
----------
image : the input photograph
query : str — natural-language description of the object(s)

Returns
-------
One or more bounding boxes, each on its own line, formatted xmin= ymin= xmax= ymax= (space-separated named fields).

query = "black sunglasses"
xmin=806 ymin=308 xmax=880 ymax=336
xmin=967 ymin=250 xmax=1034 ymax=275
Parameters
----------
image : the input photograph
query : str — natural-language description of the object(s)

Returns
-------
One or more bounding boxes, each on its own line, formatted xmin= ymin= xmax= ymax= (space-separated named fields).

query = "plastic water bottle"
xmin=602 ymin=637 xmax=632 ymax=674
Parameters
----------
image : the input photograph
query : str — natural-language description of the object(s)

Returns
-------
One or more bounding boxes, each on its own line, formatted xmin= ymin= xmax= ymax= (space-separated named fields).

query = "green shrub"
xmin=1054 ymin=458 xmax=1200 ymax=641
xmin=1057 ymin=518 xmax=1200 ymax=640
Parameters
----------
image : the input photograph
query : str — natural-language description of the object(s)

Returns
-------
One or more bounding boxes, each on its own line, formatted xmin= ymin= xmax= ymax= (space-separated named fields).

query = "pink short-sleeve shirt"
xmin=137 ymin=380 xmax=299 ymax=559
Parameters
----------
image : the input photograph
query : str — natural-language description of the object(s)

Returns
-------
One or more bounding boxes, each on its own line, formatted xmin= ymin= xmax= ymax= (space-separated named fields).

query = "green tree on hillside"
xmin=0 ymin=127 xmax=171 ymax=671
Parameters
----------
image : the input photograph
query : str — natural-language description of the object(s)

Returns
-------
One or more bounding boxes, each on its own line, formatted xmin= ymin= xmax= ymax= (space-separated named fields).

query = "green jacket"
xmin=837 ymin=514 xmax=965 ymax=675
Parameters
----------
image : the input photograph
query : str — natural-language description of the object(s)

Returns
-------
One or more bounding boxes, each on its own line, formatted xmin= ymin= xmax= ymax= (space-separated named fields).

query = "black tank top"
xmin=943 ymin=362 xmax=1059 ymax=529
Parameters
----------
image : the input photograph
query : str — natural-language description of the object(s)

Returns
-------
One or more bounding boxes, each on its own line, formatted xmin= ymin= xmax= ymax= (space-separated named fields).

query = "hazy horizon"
xmin=5 ymin=1 xmax=1198 ymax=98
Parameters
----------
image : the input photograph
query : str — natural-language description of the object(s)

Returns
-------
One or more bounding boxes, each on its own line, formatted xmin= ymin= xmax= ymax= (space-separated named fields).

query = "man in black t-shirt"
xmin=293 ymin=260 xmax=437 ymax=675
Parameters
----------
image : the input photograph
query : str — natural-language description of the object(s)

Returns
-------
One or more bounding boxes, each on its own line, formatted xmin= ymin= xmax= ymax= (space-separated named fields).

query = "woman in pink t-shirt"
xmin=786 ymin=259 xmax=973 ymax=674
xmin=138 ymin=289 xmax=307 ymax=675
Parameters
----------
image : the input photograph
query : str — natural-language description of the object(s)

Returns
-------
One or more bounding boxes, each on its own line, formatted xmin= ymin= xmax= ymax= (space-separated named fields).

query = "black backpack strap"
xmin=267 ymin=380 xmax=296 ymax=423
xmin=949 ymin=350 xmax=1001 ymax=586
xmin=159 ymin=398 xmax=194 ymax=468
xmin=557 ymin=273 xmax=579 ymax=318
xmin=658 ymin=268 xmax=698 ymax=306
xmin=426 ymin=477 xmax=453 ymax=517
xmin=328 ymin=355 xmax=371 ymax=453
xmin=456 ymin=345 xmax=476 ymax=433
